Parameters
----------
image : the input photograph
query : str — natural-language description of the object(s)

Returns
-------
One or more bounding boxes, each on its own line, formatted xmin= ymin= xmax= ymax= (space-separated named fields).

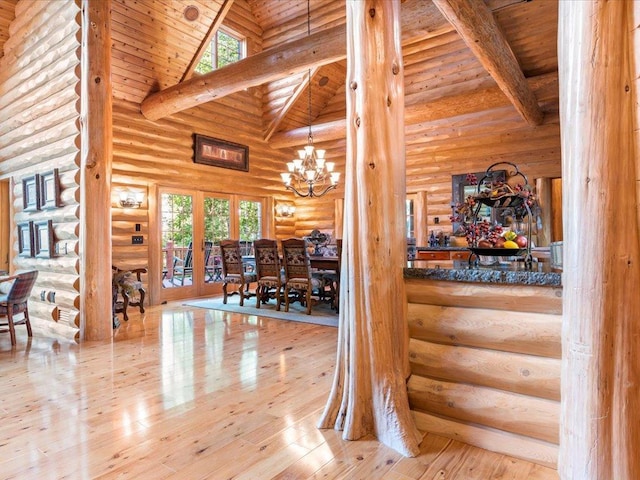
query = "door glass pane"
xmin=238 ymin=200 xmax=262 ymax=256
xmin=162 ymin=193 xmax=193 ymax=288
xmin=203 ymin=196 xmax=230 ymax=283
xmin=406 ymin=199 xmax=415 ymax=238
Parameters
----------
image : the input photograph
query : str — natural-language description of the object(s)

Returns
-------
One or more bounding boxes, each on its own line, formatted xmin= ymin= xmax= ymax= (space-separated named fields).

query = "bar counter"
xmin=404 ymin=256 xmax=562 ymax=467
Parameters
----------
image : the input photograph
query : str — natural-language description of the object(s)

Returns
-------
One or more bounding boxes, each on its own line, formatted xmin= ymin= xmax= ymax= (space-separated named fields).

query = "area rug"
xmin=183 ymin=295 xmax=339 ymax=327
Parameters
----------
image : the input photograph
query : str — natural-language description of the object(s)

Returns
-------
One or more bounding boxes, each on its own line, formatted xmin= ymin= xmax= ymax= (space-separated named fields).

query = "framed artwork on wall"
xmin=39 ymin=169 xmax=61 ymax=209
xmin=193 ymin=134 xmax=249 ymax=172
xmin=34 ymin=220 xmax=54 ymax=259
xmin=22 ymin=174 xmax=40 ymax=212
xmin=17 ymin=222 xmax=34 ymax=257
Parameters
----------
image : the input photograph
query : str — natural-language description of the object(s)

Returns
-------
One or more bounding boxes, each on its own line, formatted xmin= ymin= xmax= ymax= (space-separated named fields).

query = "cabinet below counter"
xmin=415 ymin=247 xmax=470 ymax=261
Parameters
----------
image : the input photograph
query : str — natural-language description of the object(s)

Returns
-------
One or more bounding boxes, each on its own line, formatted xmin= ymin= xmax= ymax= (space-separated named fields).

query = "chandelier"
xmin=280 ymin=1 xmax=340 ymax=198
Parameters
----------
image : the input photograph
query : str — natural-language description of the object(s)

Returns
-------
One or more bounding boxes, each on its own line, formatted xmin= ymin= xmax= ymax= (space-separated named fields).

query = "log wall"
xmin=0 ymin=0 xmax=81 ymax=339
xmin=405 ymin=277 xmax=562 ymax=468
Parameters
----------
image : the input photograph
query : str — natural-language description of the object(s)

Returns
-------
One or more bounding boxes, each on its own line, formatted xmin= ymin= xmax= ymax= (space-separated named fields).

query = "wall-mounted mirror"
xmin=451 ymin=170 xmax=506 ymax=235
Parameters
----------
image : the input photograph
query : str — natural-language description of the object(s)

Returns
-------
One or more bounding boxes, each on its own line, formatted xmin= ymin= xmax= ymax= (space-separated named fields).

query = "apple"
xmin=515 ymin=235 xmax=528 ymax=248
xmin=493 ymin=237 xmax=506 ymax=248
xmin=478 ymin=240 xmax=493 ymax=248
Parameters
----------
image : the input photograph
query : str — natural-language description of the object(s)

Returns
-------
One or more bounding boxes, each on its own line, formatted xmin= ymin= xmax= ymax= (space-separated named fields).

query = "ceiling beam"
xmin=269 ymin=72 xmax=556 ymax=148
xmin=263 ymin=67 xmax=318 ymax=142
xmin=141 ymin=25 xmax=345 ymax=121
xmin=431 ymin=0 xmax=544 ymax=126
xmin=141 ymin=1 xmax=453 ymax=121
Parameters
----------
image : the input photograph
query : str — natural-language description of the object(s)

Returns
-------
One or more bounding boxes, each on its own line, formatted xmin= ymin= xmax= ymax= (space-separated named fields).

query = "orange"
xmin=503 ymin=240 xmax=519 ymax=249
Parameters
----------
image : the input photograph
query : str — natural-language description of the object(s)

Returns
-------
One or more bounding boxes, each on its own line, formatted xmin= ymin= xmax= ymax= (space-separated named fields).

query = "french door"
xmin=159 ymin=187 xmax=265 ymax=302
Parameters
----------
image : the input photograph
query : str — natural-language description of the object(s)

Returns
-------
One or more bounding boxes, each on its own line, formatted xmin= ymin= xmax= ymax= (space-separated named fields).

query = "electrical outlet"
xmin=132 ymin=235 xmax=144 ymax=245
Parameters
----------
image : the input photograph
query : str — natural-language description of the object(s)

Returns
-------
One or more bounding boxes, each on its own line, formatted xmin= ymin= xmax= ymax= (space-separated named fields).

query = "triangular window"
xmin=195 ymin=27 xmax=245 ymax=74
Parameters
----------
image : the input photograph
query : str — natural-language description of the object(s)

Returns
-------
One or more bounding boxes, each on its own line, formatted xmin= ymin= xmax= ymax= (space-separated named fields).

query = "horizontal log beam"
xmin=412 ymin=410 xmax=558 ymax=468
xmin=141 ymin=25 xmax=345 ymax=120
xmin=409 ymin=338 xmax=561 ymax=400
xmin=407 ymin=303 xmax=561 ymax=358
xmin=408 ymin=375 xmax=559 ymax=444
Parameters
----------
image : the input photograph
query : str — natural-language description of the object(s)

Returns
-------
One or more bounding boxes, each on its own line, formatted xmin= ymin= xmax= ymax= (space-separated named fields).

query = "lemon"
xmin=503 ymin=240 xmax=519 ymax=249
xmin=504 ymin=231 xmax=517 ymax=241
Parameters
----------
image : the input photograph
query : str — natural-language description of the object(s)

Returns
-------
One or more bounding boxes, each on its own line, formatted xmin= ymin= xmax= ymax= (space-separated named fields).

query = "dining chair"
xmin=320 ymin=238 xmax=342 ymax=312
xmin=253 ymin=239 xmax=284 ymax=310
xmin=219 ymin=239 xmax=257 ymax=306
xmin=281 ymin=238 xmax=325 ymax=315
xmin=0 ymin=270 xmax=39 ymax=346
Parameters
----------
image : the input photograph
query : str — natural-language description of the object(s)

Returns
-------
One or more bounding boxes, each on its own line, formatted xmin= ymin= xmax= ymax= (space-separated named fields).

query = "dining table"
xmin=310 ymin=255 xmax=340 ymax=312
xmin=309 ymin=255 xmax=340 ymax=273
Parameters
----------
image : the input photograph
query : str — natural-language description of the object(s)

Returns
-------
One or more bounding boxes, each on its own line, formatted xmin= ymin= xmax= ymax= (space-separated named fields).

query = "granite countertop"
xmin=404 ymin=259 xmax=562 ymax=287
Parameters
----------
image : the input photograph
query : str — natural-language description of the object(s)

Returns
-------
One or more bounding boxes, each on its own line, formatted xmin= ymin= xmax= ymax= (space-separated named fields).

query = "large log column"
xmin=558 ymin=1 xmax=640 ymax=478
xmin=79 ymin=0 xmax=113 ymax=341
xmin=318 ymin=0 xmax=421 ymax=457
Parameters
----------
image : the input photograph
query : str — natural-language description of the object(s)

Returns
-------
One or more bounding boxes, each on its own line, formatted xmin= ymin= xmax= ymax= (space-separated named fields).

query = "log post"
xmin=318 ymin=0 xmax=421 ymax=457
xmin=79 ymin=0 xmax=113 ymax=341
xmin=558 ymin=1 xmax=640 ymax=478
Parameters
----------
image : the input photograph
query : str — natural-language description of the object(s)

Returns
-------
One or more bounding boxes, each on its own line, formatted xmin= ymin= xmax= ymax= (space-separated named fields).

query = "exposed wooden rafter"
xmin=431 ymin=0 xmax=544 ymax=126
xmin=180 ymin=0 xmax=235 ymax=82
xmin=263 ymin=67 xmax=318 ymax=142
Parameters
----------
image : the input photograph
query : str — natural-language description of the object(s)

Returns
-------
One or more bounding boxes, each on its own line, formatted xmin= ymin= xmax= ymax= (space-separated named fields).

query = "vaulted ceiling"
xmin=0 ymin=0 xmax=558 ymax=146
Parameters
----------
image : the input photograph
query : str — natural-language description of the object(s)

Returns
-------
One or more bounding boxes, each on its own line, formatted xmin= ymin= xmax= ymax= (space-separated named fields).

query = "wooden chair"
xmin=172 ymin=242 xmax=193 ymax=286
xmin=320 ymin=238 xmax=342 ymax=312
xmin=0 ymin=270 xmax=38 ymax=345
xmin=172 ymin=241 xmax=215 ymax=285
xmin=112 ymin=266 xmax=147 ymax=326
xmin=219 ymin=239 xmax=257 ymax=306
xmin=253 ymin=239 xmax=284 ymax=310
xmin=281 ymin=238 xmax=325 ymax=315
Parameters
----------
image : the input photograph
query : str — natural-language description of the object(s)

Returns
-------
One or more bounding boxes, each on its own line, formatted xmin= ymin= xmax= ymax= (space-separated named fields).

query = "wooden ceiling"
xmin=0 ymin=0 xmax=17 ymax=58
xmin=0 ymin=0 xmax=558 ymax=145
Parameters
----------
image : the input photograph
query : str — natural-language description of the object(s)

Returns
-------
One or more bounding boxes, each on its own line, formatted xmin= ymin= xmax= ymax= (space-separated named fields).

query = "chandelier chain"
xmin=280 ymin=0 xmax=340 ymax=198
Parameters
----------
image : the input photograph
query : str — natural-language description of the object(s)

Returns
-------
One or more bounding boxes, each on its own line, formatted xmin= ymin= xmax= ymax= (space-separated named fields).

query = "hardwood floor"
xmin=0 ymin=302 xmax=559 ymax=479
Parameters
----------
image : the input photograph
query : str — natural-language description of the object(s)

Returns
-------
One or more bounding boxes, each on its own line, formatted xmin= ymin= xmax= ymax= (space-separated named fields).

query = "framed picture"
xmin=22 ymin=174 xmax=40 ymax=212
xmin=17 ymin=222 xmax=34 ymax=257
xmin=193 ymin=134 xmax=249 ymax=172
xmin=34 ymin=220 xmax=54 ymax=259
xmin=39 ymin=169 xmax=61 ymax=209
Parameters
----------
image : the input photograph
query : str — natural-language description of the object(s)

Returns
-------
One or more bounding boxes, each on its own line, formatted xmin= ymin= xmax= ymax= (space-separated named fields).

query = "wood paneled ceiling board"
xmin=0 ymin=0 xmax=18 ymax=59
xmin=111 ymin=0 xmax=227 ymax=102
xmin=248 ymin=0 xmax=343 ymax=46
xmin=493 ymin=0 xmax=558 ymax=77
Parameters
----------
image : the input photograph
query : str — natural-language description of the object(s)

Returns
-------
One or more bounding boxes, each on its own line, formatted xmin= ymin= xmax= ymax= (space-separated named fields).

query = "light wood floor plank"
xmin=0 ymin=302 xmax=558 ymax=479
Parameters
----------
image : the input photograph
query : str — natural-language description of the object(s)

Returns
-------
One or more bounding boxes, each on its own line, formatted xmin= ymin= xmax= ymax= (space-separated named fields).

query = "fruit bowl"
xmin=469 ymin=247 xmax=528 ymax=257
